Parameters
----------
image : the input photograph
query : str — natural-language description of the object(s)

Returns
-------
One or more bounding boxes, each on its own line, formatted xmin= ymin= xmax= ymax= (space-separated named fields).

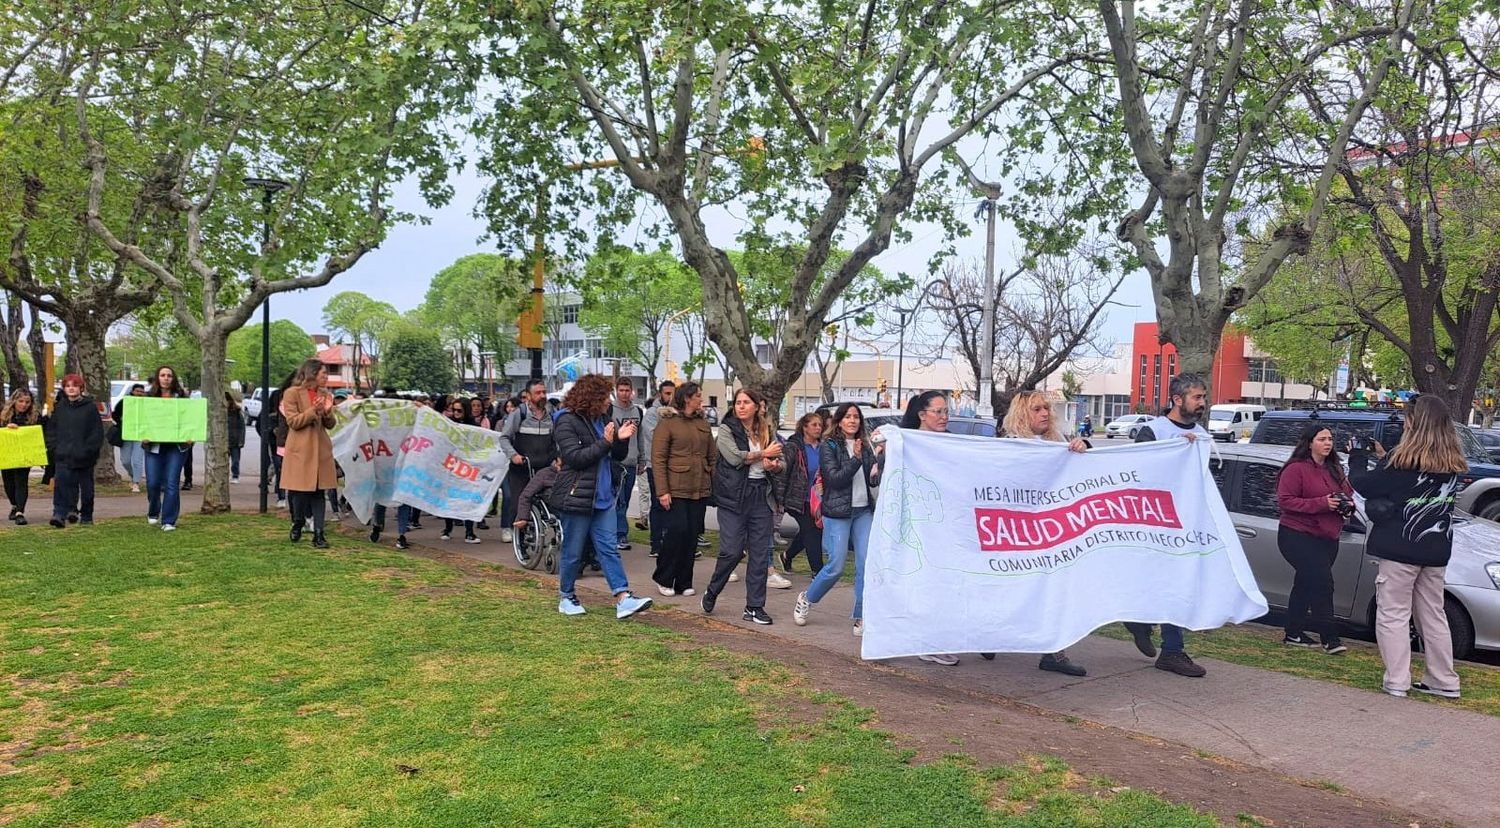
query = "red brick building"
xmin=1129 ymin=322 xmax=1252 ymax=413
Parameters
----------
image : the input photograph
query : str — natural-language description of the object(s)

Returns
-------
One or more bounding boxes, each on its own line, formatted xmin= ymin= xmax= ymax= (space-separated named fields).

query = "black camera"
xmin=1333 ymin=492 xmax=1356 ymax=517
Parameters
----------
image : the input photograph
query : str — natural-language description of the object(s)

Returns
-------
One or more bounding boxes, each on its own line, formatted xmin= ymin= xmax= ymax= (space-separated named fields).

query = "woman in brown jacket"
xmin=281 ymin=358 xmax=337 ymax=548
xmin=650 ymin=382 xmax=716 ymax=596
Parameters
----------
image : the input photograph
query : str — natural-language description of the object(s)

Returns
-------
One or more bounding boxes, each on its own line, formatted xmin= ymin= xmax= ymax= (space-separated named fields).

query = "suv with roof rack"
xmin=1249 ymin=403 xmax=1500 ymax=521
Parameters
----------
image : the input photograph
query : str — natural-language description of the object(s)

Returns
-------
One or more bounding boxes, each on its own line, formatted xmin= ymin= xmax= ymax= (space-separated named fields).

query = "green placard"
xmin=122 ymin=397 xmax=209 ymax=442
xmin=0 ymin=425 xmax=48 ymax=469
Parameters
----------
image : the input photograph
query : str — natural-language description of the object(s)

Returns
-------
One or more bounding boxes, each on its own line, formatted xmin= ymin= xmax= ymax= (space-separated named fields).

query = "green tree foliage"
xmin=471 ymin=0 xmax=1124 ymax=408
xmin=20 ymin=0 xmax=473 ymax=508
xmin=380 ymin=320 xmax=455 ymax=394
xmin=418 ymin=254 xmax=530 ymax=384
xmin=226 ymin=322 xmax=316 ymax=389
xmin=322 ymin=292 xmax=398 ymax=393
xmin=573 ymin=248 xmax=700 ymax=387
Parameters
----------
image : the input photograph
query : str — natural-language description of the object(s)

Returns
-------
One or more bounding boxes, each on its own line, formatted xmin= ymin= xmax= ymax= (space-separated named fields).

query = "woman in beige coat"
xmin=281 ymin=358 xmax=337 ymax=548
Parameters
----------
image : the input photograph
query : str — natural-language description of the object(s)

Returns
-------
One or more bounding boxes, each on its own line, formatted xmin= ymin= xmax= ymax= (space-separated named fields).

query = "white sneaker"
xmin=275 ymin=499 xmax=287 ymax=510
xmin=558 ymin=597 xmax=586 ymax=616
xmin=131 ymin=484 xmax=140 ymax=493
xmin=793 ymin=591 xmax=810 ymax=626
xmin=500 ymin=528 xmax=513 ymax=543
xmin=918 ymin=654 xmax=960 ymax=666
xmin=680 ymin=588 xmax=696 ymax=596
xmin=767 ymin=571 xmax=792 ymax=589
xmin=729 ymin=571 xmax=740 ymax=583
xmin=147 ymin=517 xmax=159 ymax=525
xmin=852 ymin=619 xmax=863 ymax=637
xmin=231 ymin=477 xmax=240 ymax=484
xmin=657 ymin=585 xmax=676 ymax=597
xmin=162 ymin=524 xmax=177 ymax=532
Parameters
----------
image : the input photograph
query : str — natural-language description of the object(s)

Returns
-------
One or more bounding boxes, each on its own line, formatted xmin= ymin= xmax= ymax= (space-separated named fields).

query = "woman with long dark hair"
xmin=792 ymin=402 xmax=880 ymax=635
xmin=1276 ymin=423 xmax=1356 ymax=654
xmin=440 ymin=397 xmax=480 ymax=544
xmin=549 ymin=373 xmax=652 ymax=619
xmin=701 ymin=387 xmax=785 ymax=625
xmin=1 ymin=389 xmax=39 ymax=524
xmin=1350 ymin=396 xmax=1468 ymax=699
xmin=143 ymin=365 xmax=190 ymax=531
xmin=649 ymin=382 xmax=715 ymax=596
xmin=280 ymin=358 xmax=338 ymax=548
xmin=776 ymin=411 xmax=827 ymax=575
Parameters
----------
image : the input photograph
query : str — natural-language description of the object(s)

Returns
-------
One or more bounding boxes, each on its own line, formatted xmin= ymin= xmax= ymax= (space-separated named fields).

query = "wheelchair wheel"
xmin=542 ymin=516 xmax=562 ymax=574
xmin=514 ymin=516 xmax=544 ymax=570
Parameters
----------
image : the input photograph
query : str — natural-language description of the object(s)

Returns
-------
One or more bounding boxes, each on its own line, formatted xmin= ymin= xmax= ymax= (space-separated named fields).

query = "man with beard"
xmin=1125 ymin=372 xmax=1211 ymax=678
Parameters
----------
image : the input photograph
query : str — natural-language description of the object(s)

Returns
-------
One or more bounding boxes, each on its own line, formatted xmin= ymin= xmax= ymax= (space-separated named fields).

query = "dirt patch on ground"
xmin=386 ymin=543 xmax=1426 ymax=828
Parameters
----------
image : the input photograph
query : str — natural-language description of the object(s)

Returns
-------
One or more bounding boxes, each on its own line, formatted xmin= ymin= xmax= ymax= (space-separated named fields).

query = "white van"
xmin=1207 ymin=404 xmax=1266 ymax=442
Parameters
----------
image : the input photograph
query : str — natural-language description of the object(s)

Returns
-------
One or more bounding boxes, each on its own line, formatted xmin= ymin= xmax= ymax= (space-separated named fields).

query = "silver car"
xmin=1212 ymin=443 xmax=1500 ymax=658
xmin=1103 ymin=414 xmax=1153 ymax=439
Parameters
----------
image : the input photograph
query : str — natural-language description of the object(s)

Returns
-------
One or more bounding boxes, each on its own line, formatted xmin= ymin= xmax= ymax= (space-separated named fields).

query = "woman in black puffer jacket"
xmin=547 ymin=374 xmax=653 ymax=620
xmin=1349 ymin=395 xmax=1467 ymax=700
xmin=792 ymin=402 xmax=882 ymax=635
xmin=775 ymin=411 xmax=827 ymax=575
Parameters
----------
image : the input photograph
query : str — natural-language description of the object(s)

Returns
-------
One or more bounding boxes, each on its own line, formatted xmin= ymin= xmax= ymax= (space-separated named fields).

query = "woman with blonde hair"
xmin=0 ymin=389 xmax=39 ymax=524
xmin=996 ymin=389 xmax=1088 ymax=677
xmin=1350 ymin=395 xmax=1468 ymax=699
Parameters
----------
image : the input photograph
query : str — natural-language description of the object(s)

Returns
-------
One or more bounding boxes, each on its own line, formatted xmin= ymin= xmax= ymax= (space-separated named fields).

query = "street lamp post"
xmin=891 ymin=280 xmax=943 ymax=409
xmin=244 ymin=176 xmax=289 ymax=515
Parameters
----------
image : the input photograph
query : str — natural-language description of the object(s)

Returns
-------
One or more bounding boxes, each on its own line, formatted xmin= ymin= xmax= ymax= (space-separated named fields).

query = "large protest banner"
xmin=330 ymin=399 xmax=507 ymax=523
xmin=0 ymin=426 xmax=48 ymax=469
xmin=861 ymin=429 xmax=1268 ymax=659
xmin=121 ymin=397 xmax=208 ymax=442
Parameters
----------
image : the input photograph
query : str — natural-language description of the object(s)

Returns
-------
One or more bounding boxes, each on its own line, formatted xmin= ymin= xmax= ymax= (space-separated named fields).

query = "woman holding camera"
xmin=1349 ymin=396 xmax=1466 ymax=699
xmin=1276 ymin=424 xmax=1355 ymax=654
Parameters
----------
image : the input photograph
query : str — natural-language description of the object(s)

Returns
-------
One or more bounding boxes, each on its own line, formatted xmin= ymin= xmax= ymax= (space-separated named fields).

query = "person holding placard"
xmin=281 ymin=358 xmax=338 ymax=549
xmin=143 ymin=366 xmax=191 ymax=531
xmin=112 ymin=384 xmax=146 ymax=492
xmin=1 ymin=388 xmax=40 ymax=524
xmin=45 ymin=374 xmax=103 ymax=528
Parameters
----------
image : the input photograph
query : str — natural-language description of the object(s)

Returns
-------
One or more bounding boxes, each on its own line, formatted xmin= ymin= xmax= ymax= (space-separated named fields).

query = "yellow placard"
xmin=0 ymin=425 xmax=48 ymax=469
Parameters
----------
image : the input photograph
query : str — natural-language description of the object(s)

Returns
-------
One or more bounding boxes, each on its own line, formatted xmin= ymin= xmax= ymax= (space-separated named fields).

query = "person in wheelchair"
xmin=513 ymin=457 xmax=562 ymax=533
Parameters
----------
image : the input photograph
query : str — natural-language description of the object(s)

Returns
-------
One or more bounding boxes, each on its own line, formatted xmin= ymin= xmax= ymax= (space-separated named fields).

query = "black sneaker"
xmin=395 ymin=535 xmax=410 ymax=550
xmin=1412 ymin=681 xmax=1460 ymax=699
xmin=743 ymin=607 xmax=773 ymax=625
xmin=48 ymin=517 xmax=64 ymax=528
xmin=409 ymin=519 xmax=423 ymax=530
xmin=701 ymin=591 xmax=717 ymax=614
xmin=617 ymin=542 xmax=631 ymax=551
xmin=1154 ymin=651 xmax=1206 ymax=678
xmin=79 ymin=518 xmax=93 ymax=526
xmin=66 ymin=511 xmax=79 ymax=524
xmin=696 ymin=535 xmax=708 ymax=547
xmin=13 ymin=515 xmax=25 ymax=525
xmin=181 ymin=483 xmax=192 ymax=491
xmin=1323 ymin=639 xmax=1348 ymax=655
xmin=779 ymin=549 xmax=793 ymax=572
xmin=369 ymin=526 xmax=382 ymax=544
xmin=648 ymin=548 xmax=659 ymax=558
xmin=1282 ymin=635 xmax=1318 ymax=648
xmin=476 ymin=520 xmax=489 ymax=530
xmin=1038 ymin=653 xmax=1087 ymax=677
xmin=1124 ymin=622 xmax=1157 ymax=658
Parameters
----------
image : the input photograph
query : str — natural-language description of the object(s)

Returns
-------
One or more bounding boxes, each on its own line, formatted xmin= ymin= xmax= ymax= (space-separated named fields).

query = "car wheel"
xmin=1478 ymin=499 xmax=1500 ymax=523
xmin=1128 ymin=428 xmax=1139 ymax=440
xmin=1444 ymin=597 xmax=1476 ymax=661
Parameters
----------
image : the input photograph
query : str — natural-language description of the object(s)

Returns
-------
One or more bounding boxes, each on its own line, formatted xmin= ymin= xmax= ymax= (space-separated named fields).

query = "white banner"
xmin=330 ymin=400 xmax=508 ymax=523
xmin=861 ymin=429 xmax=1268 ymax=659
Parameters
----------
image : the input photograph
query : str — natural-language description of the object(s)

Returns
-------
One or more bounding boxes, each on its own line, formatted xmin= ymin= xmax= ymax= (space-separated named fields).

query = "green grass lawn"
xmin=1096 ymin=622 xmax=1500 ymax=718
xmin=0 ymin=516 xmax=1216 ymax=827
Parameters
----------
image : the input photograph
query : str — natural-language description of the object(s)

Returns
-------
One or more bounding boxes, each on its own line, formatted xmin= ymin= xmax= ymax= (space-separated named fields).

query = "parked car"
xmin=244 ymin=387 xmax=267 ymax=428
xmin=1206 ymin=403 xmax=1266 ymax=442
xmin=1102 ymin=413 xmax=1153 ymax=440
xmin=1211 ymin=442 xmax=1500 ymax=659
xmin=109 ymin=379 xmax=146 ymax=413
xmin=1472 ymin=428 xmax=1500 ymax=464
xmin=1250 ymin=406 xmax=1500 ymax=521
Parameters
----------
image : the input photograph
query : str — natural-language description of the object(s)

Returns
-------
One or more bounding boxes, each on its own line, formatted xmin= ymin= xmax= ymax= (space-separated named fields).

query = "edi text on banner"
xmin=860 ymin=429 xmax=1268 ymax=659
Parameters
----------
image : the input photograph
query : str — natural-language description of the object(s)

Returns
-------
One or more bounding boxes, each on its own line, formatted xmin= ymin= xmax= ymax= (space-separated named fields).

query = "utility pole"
xmin=952 ymin=153 xmax=1002 ymax=420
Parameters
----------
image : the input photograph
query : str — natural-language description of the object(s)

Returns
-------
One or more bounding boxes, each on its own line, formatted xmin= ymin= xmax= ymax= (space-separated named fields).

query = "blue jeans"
xmin=230 ymin=447 xmax=241 ymax=478
xmin=144 ymin=447 xmax=186 ymax=526
xmin=558 ymin=505 xmax=629 ymax=600
xmin=615 ymin=466 xmax=637 ymax=543
xmin=118 ymin=441 xmax=145 ymax=484
xmin=1161 ymin=624 xmax=1185 ymax=653
xmin=805 ymin=507 xmax=873 ymax=619
xmin=372 ymin=504 xmax=411 ymax=534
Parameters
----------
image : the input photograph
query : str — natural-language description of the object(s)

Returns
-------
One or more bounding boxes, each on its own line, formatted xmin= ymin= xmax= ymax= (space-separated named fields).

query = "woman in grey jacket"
xmin=700 ymin=388 xmax=784 ymax=625
xmin=793 ymin=402 xmax=882 ymax=635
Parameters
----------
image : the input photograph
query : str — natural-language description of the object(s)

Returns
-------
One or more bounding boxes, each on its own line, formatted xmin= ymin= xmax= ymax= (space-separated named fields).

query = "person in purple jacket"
xmin=1275 ymin=423 xmax=1356 ymax=654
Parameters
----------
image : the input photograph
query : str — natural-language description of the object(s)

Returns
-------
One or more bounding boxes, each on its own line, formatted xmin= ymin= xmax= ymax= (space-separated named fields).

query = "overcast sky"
xmin=272 ymin=147 xmax=1159 ymax=360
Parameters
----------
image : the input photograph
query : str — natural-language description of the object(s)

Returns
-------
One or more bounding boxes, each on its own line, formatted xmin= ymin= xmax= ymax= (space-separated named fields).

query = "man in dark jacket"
xmin=46 ymin=374 xmax=104 ymax=527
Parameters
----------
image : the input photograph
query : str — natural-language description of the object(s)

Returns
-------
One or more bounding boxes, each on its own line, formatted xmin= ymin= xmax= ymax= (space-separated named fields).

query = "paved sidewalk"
xmin=67 ymin=494 xmax=1500 ymax=827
